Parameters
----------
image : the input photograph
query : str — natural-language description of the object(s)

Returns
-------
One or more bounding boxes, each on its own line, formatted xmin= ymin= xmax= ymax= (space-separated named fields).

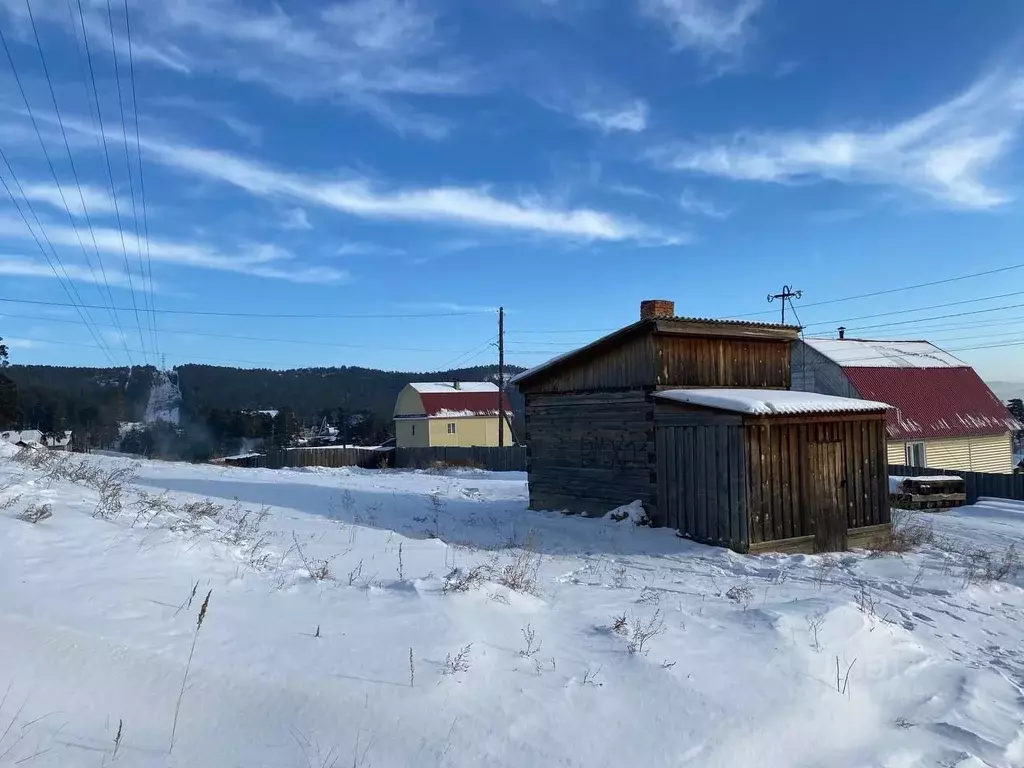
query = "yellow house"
xmin=793 ymin=338 xmax=1021 ymax=473
xmin=393 ymin=382 xmax=513 ymax=448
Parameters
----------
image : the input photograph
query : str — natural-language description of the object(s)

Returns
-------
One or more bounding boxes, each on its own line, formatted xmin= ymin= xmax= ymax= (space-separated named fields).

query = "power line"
xmin=122 ymin=0 xmax=158 ymax=361
xmin=0 ymin=158 xmax=115 ymax=365
xmin=62 ymin=0 xmax=132 ymax=365
xmin=844 ymin=301 xmax=1024 ymax=333
xmin=2 ymin=312 xmax=488 ymax=353
xmin=104 ymin=0 xmax=149 ymax=363
xmin=0 ymin=20 xmax=116 ymax=364
xmin=727 ymin=261 xmax=1024 ymax=320
xmin=74 ymin=0 xmax=146 ymax=366
xmin=803 ymin=290 xmax=1024 ymax=330
xmin=442 ymin=336 xmax=497 ymax=370
xmin=0 ymin=295 xmax=496 ymax=319
xmin=23 ymin=0 xmax=128 ymax=364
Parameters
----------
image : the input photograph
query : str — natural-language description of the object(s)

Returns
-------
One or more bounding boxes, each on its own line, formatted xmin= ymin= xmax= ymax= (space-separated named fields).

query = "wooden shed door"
xmin=809 ymin=441 xmax=848 ymax=552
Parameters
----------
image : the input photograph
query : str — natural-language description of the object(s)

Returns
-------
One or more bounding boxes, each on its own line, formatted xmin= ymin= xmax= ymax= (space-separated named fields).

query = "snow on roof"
xmin=803 ymin=338 xmax=965 ymax=368
xmin=655 ymin=388 xmax=891 ymax=416
xmin=409 ymin=382 xmax=498 ymax=394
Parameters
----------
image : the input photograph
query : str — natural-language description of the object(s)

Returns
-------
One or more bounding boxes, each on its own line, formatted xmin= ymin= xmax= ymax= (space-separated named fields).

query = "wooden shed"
xmin=653 ymin=389 xmax=891 ymax=553
xmin=512 ymin=299 xmax=892 ymax=553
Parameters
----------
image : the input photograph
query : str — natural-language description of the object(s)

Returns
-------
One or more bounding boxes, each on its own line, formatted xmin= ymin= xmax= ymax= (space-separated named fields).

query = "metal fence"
xmin=224 ymin=445 xmax=527 ymax=472
xmin=889 ymin=464 xmax=1024 ymax=505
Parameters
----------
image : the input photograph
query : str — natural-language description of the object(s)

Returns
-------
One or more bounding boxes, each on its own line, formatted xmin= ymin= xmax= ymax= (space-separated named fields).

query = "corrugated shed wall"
xmin=790 ymin=342 xmax=859 ymax=397
xmin=922 ymin=434 xmax=1014 ymax=474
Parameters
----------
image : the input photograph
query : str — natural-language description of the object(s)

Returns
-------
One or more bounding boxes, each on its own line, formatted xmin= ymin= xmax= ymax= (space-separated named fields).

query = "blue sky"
xmin=0 ymin=0 xmax=1022 ymax=381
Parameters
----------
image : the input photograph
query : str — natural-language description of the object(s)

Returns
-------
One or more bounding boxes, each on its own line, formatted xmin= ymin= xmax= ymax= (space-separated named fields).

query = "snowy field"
xmin=0 ymin=447 xmax=1022 ymax=768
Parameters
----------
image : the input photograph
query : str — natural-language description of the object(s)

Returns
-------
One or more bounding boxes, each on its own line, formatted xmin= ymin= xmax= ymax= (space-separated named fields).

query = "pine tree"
xmin=1008 ymin=398 xmax=1024 ymax=424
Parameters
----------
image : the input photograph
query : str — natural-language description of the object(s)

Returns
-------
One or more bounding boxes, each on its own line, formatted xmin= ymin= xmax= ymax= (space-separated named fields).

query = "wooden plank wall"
xmin=226 ymin=447 xmax=391 ymax=470
xmin=524 ymin=334 xmax=654 ymax=394
xmin=524 ymin=390 xmax=655 ymax=517
xmin=888 ymin=464 xmax=1024 ymax=505
xmin=655 ymin=414 xmax=747 ymax=550
xmin=654 ymin=336 xmax=791 ymax=389
xmin=745 ymin=417 xmax=889 ymax=545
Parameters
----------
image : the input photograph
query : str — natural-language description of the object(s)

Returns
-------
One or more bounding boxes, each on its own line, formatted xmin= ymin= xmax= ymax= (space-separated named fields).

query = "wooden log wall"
xmin=524 ymin=390 xmax=656 ymax=517
xmin=745 ymin=416 xmax=889 ymax=546
xmin=654 ymin=336 xmax=791 ymax=389
xmin=655 ymin=410 xmax=747 ymax=549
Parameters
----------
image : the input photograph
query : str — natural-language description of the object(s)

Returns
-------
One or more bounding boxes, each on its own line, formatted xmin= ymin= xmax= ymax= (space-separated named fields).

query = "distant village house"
xmin=0 ymin=429 xmax=72 ymax=451
xmin=792 ymin=338 xmax=1020 ymax=473
xmin=393 ymin=382 xmax=513 ymax=448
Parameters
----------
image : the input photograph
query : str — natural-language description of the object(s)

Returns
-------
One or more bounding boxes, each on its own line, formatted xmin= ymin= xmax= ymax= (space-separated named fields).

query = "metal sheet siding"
xmin=886 ymin=441 xmax=905 ymax=465
xmin=923 ymin=434 xmax=1014 ymax=474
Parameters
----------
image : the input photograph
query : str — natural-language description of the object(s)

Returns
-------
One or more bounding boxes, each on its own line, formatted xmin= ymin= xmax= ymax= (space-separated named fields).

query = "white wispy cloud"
xmin=394 ymin=301 xmax=498 ymax=313
xmin=18 ymin=182 xmax=117 ymax=217
xmin=335 ymin=241 xmax=406 ymax=257
xmin=52 ymin=116 xmax=671 ymax=242
xmin=282 ymin=208 xmax=312 ymax=231
xmin=0 ymin=255 xmax=138 ymax=289
xmin=578 ymin=100 xmax=649 ymax=133
xmin=678 ymin=187 xmax=729 ymax=218
xmin=651 ymin=70 xmax=1024 ymax=209
xmin=639 ymin=0 xmax=762 ymax=61
xmin=0 ymin=215 xmax=349 ymax=284
xmin=0 ymin=0 xmax=470 ymax=138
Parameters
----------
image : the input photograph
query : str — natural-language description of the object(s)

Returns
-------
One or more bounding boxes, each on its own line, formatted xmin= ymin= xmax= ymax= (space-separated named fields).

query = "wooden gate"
xmin=809 ymin=440 xmax=848 ymax=552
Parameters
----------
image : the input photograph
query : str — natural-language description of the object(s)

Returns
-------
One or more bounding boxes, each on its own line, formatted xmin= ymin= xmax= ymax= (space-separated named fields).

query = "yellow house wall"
xmin=393 ymin=386 xmax=425 ymax=417
xmin=395 ymin=418 xmax=429 ymax=448
xmin=888 ymin=433 xmax=1014 ymax=473
xmin=426 ymin=416 xmax=513 ymax=447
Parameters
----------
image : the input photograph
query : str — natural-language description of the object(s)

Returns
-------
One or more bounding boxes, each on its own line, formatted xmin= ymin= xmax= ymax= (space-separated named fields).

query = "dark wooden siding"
xmin=654 ymin=336 xmax=791 ymax=389
xmin=655 ymin=411 xmax=747 ymax=550
xmin=524 ymin=391 xmax=655 ymax=516
xmin=745 ymin=415 xmax=889 ymax=546
xmin=523 ymin=334 xmax=654 ymax=394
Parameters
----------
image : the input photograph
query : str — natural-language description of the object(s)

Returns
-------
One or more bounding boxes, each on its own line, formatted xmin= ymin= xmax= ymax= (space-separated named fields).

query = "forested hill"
xmin=6 ymin=362 xmax=527 ymax=424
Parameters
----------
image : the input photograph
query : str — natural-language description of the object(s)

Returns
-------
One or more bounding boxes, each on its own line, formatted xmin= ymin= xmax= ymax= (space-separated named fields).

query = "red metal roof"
xmin=843 ymin=367 xmax=1020 ymax=440
xmin=417 ymin=391 xmax=512 ymax=418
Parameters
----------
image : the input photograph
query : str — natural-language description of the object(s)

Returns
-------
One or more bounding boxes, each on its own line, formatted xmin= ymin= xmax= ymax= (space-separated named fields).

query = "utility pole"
xmin=767 ymin=285 xmax=802 ymax=324
xmin=497 ymin=306 xmax=505 ymax=447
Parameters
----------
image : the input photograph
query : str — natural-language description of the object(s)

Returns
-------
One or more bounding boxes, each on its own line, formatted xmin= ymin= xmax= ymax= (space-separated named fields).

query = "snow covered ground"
xmin=0 ymin=447 xmax=1022 ymax=768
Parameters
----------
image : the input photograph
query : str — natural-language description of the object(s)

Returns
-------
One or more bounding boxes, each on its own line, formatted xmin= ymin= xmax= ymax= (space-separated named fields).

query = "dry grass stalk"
xmin=442 ymin=644 xmax=472 ymax=676
xmin=16 ymin=503 xmax=52 ymax=524
xmin=170 ymin=589 xmax=212 ymax=752
xmin=626 ymin=610 xmax=665 ymax=656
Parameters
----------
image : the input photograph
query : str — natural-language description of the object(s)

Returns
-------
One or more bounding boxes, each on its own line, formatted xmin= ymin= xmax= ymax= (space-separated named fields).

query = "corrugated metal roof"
xmin=510 ymin=316 xmax=799 ymax=386
xmin=803 ymin=338 xmax=965 ymax=368
xmin=410 ymin=382 xmax=498 ymax=394
xmin=655 ymin=388 xmax=890 ymax=416
xmin=408 ymin=391 xmax=512 ymax=419
xmin=843 ymin=367 xmax=1021 ymax=440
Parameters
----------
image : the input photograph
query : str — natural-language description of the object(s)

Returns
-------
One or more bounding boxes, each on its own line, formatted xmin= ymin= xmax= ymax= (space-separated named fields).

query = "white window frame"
xmin=447 ymin=422 xmax=456 ymax=435
xmin=905 ymin=441 xmax=925 ymax=467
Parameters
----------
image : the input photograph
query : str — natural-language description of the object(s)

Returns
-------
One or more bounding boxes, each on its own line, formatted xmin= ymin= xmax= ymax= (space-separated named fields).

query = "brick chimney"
xmin=640 ymin=299 xmax=675 ymax=321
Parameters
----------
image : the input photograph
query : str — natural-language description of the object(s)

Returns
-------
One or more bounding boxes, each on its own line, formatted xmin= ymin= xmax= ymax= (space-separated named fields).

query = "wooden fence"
xmin=226 ymin=447 xmax=390 ymax=470
xmin=889 ymin=464 xmax=1024 ymax=505
xmin=395 ymin=446 xmax=526 ymax=471
xmin=224 ymin=445 xmax=527 ymax=472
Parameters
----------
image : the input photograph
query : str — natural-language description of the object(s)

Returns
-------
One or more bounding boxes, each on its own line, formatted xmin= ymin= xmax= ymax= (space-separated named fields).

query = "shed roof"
xmin=655 ymin=388 xmax=890 ymax=417
xmin=511 ymin=316 xmax=800 ymax=387
xmin=803 ymin=338 xmax=965 ymax=368
xmin=841 ymin=367 xmax=1021 ymax=440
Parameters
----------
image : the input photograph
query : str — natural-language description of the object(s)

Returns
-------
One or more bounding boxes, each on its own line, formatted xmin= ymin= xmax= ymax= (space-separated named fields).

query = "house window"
xmin=447 ymin=422 xmax=456 ymax=435
xmin=905 ymin=442 xmax=925 ymax=467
